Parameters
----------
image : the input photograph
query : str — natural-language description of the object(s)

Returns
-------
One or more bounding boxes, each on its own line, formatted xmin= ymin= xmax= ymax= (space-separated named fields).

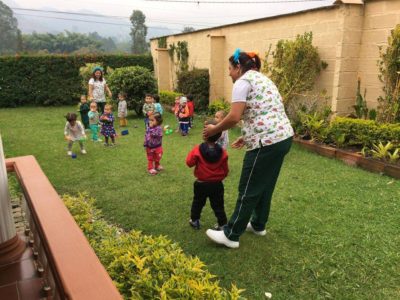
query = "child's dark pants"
xmin=191 ymin=181 xmax=227 ymax=226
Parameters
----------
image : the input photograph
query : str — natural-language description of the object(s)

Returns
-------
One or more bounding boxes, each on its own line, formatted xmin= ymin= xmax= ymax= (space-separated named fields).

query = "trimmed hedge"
xmin=176 ymin=69 xmax=209 ymax=112
xmin=0 ymin=54 xmax=153 ymax=107
xmin=159 ymin=90 xmax=183 ymax=106
xmin=63 ymin=194 xmax=245 ymax=299
xmin=328 ymin=117 xmax=400 ymax=148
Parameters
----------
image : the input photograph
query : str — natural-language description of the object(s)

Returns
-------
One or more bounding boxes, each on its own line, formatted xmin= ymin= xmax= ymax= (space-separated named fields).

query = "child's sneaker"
xmin=189 ymin=219 xmax=200 ymax=230
xmin=81 ymin=149 xmax=87 ymax=154
xmin=155 ymin=165 xmax=164 ymax=171
xmin=246 ymin=222 xmax=267 ymax=236
xmin=67 ymin=151 xmax=72 ymax=156
xmin=213 ymin=223 xmax=226 ymax=231
xmin=148 ymin=169 xmax=158 ymax=175
xmin=104 ymin=143 xmax=109 ymax=147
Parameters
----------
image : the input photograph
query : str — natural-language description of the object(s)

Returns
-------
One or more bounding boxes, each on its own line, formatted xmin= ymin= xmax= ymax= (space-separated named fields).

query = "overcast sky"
xmin=5 ymin=0 xmax=334 ymax=33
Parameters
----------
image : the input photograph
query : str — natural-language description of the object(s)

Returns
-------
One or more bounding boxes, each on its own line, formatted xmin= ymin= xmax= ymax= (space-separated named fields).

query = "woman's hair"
xmin=152 ymin=112 xmax=163 ymax=125
xmin=104 ymin=104 xmax=113 ymax=111
xmin=205 ymin=119 xmax=222 ymax=143
xmin=91 ymin=69 xmax=104 ymax=82
xmin=66 ymin=112 xmax=77 ymax=122
xmin=153 ymin=94 xmax=160 ymax=103
xmin=229 ymin=51 xmax=261 ymax=73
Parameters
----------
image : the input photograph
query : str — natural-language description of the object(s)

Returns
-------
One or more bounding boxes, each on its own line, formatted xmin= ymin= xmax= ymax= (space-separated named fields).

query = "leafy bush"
xmin=377 ymin=24 xmax=400 ymax=123
xmin=63 ymin=194 xmax=245 ymax=300
xmin=107 ymin=66 xmax=157 ymax=116
xmin=327 ymin=117 xmax=400 ymax=148
xmin=208 ymin=98 xmax=231 ymax=116
xmin=159 ymin=90 xmax=183 ymax=106
xmin=176 ymin=68 xmax=209 ymax=112
xmin=0 ymin=54 xmax=153 ymax=107
xmin=286 ymin=92 xmax=331 ymax=141
xmin=263 ymin=32 xmax=327 ymax=106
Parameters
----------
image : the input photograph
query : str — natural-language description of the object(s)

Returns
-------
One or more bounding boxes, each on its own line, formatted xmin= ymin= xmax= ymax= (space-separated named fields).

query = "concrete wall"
xmin=150 ymin=0 xmax=400 ymax=114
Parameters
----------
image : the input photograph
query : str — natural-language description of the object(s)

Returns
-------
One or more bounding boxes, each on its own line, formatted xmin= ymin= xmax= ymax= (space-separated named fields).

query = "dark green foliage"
xmin=353 ymin=78 xmax=369 ymax=119
xmin=263 ymin=32 xmax=326 ymax=105
xmin=328 ymin=117 xmax=400 ymax=148
xmin=157 ymin=37 xmax=167 ymax=49
xmin=176 ymin=69 xmax=209 ymax=112
xmin=0 ymin=1 xmax=22 ymax=54
xmin=377 ymin=24 xmax=400 ymax=123
xmin=0 ymin=54 xmax=153 ymax=107
xmin=107 ymin=66 xmax=157 ymax=115
xmin=21 ymin=31 xmax=117 ymax=54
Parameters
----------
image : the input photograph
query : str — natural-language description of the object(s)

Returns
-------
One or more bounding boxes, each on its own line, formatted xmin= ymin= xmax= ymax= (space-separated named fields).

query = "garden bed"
xmin=294 ymin=137 xmax=400 ymax=179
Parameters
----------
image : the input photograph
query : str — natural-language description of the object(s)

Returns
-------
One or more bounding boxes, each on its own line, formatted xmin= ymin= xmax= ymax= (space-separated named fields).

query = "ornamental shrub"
xmin=208 ymin=98 xmax=231 ymax=116
xmin=327 ymin=117 xmax=400 ymax=148
xmin=377 ymin=24 xmax=400 ymax=123
xmin=159 ymin=90 xmax=183 ymax=106
xmin=63 ymin=194 xmax=245 ymax=299
xmin=263 ymin=32 xmax=327 ymax=106
xmin=107 ymin=66 xmax=157 ymax=116
xmin=176 ymin=68 xmax=209 ymax=112
xmin=0 ymin=54 xmax=153 ymax=107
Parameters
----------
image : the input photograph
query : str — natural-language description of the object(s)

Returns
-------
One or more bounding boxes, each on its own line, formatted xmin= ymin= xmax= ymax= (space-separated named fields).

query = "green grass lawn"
xmin=1 ymin=106 xmax=399 ymax=299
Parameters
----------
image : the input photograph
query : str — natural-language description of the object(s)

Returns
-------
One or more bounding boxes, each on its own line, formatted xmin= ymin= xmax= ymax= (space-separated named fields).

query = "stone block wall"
xmin=150 ymin=0 xmax=400 ymax=115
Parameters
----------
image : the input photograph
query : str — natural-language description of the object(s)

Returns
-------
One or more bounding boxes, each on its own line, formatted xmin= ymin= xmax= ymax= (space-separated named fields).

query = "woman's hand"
xmin=231 ymin=136 xmax=245 ymax=149
xmin=203 ymin=123 xmax=218 ymax=140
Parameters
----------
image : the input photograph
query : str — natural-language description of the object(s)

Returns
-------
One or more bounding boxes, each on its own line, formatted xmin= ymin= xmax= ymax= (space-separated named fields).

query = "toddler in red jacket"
xmin=186 ymin=120 xmax=228 ymax=230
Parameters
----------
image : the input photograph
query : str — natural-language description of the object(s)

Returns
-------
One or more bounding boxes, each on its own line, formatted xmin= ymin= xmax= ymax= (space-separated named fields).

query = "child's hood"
xmin=199 ymin=143 xmax=223 ymax=163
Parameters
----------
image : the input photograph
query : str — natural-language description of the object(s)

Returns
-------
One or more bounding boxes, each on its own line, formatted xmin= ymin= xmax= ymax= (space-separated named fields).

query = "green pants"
xmin=90 ymin=124 xmax=99 ymax=141
xmin=224 ymin=137 xmax=292 ymax=242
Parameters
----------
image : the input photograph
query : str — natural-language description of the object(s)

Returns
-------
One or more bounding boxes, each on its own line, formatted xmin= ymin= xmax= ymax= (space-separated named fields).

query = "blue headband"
xmin=92 ymin=66 xmax=103 ymax=73
xmin=233 ymin=48 xmax=241 ymax=64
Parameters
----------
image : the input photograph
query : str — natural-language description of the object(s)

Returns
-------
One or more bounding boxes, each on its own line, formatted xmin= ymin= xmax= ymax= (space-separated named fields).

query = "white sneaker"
xmin=81 ymin=149 xmax=87 ymax=154
xmin=206 ymin=229 xmax=239 ymax=249
xmin=67 ymin=151 xmax=72 ymax=156
xmin=246 ymin=222 xmax=266 ymax=236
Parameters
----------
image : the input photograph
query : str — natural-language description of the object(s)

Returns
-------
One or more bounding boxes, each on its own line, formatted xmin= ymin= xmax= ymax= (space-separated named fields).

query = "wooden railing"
xmin=6 ymin=155 xmax=122 ymax=300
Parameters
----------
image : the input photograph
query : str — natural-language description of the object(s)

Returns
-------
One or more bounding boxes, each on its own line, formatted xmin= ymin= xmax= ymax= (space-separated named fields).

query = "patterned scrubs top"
xmin=89 ymin=78 xmax=106 ymax=103
xmin=232 ymin=70 xmax=294 ymax=151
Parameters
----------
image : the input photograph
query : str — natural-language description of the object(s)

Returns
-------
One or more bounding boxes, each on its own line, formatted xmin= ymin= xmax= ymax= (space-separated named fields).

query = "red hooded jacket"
xmin=186 ymin=143 xmax=229 ymax=182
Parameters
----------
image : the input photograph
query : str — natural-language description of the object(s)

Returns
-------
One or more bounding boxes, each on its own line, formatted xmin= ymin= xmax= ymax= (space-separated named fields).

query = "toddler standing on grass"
xmin=187 ymin=94 xmax=195 ymax=129
xmin=88 ymin=102 xmax=101 ymax=142
xmin=153 ymin=94 xmax=163 ymax=115
xmin=64 ymin=112 xmax=87 ymax=156
xmin=144 ymin=113 xmax=164 ymax=175
xmin=118 ymin=92 xmax=128 ymax=127
xmin=100 ymin=104 xmax=117 ymax=146
xmin=215 ymin=110 xmax=229 ymax=149
xmin=79 ymin=95 xmax=90 ymax=130
xmin=142 ymin=94 xmax=155 ymax=129
xmin=186 ymin=120 xmax=229 ymax=230
xmin=175 ymin=96 xmax=190 ymax=136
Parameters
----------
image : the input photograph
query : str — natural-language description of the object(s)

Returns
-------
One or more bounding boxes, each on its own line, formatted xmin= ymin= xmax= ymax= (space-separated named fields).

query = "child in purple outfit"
xmin=100 ymin=104 xmax=116 ymax=146
xmin=144 ymin=112 xmax=163 ymax=175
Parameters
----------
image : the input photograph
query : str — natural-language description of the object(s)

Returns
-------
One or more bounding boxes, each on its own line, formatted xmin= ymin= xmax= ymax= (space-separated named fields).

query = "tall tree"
xmin=130 ymin=10 xmax=148 ymax=54
xmin=0 ymin=1 xmax=21 ymax=54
